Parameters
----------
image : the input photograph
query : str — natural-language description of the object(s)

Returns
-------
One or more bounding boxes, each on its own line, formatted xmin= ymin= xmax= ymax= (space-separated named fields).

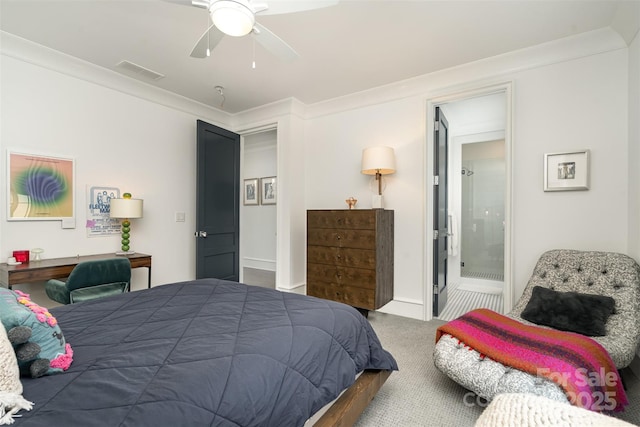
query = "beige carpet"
xmin=355 ymin=312 xmax=640 ymax=426
xmin=354 ymin=313 xmax=484 ymax=426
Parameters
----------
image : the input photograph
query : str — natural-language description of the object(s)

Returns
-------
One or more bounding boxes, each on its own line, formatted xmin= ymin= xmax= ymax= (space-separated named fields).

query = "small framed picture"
xmin=260 ymin=176 xmax=276 ymax=205
xmin=243 ymin=178 xmax=259 ymax=205
xmin=543 ymin=150 xmax=590 ymax=192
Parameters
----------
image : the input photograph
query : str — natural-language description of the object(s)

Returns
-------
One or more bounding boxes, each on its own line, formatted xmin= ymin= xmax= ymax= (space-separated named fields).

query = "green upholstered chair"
xmin=45 ymin=258 xmax=131 ymax=304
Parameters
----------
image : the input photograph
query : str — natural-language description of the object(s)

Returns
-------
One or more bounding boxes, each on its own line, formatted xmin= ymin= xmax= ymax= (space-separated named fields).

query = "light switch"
xmin=61 ymin=217 xmax=76 ymax=229
xmin=175 ymin=212 xmax=186 ymax=222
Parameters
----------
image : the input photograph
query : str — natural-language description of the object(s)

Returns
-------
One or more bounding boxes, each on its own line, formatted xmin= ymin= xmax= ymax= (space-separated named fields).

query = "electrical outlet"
xmin=175 ymin=212 xmax=186 ymax=222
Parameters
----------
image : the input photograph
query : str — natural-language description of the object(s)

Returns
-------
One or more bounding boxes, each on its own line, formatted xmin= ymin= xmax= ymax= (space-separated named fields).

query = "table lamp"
xmin=109 ymin=193 xmax=143 ymax=255
xmin=361 ymin=146 xmax=396 ymax=209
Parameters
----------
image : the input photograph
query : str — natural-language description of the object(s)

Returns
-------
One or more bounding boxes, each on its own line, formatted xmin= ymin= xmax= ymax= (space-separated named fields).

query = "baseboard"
xmin=377 ymin=298 xmax=424 ymax=320
xmin=276 ymin=282 xmax=306 ymax=295
xmin=278 ymin=285 xmax=425 ymax=320
xmin=243 ymin=257 xmax=276 ymax=271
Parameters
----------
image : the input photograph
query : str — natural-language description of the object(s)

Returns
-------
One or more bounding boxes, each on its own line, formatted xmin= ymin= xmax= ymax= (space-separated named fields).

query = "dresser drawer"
xmin=307 ymin=246 xmax=376 ymax=269
xmin=307 ymin=282 xmax=375 ymax=310
xmin=307 ymin=263 xmax=376 ymax=289
xmin=307 ymin=210 xmax=376 ymax=230
xmin=306 ymin=209 xmax=393 ymax=312
xmin=307 ymin=228 xmax=376 ymax=249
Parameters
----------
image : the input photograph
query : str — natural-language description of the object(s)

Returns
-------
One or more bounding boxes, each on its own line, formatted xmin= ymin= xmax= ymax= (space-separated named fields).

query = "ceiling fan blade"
xmin=256 ymin=0 xmax=339 ymax=15
xmin=161 ymin=0 xmax=207 ymax=8
xmin=191 ymin=0 xmax=211 ymax=9
xmin=190 ymin=24 xmax=226 ymax=58
xmin=252 ymin=22 xmax=299 ymax=62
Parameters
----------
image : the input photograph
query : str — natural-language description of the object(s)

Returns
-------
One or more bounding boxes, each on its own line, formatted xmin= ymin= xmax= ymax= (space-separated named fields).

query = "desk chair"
xmin=45 ymin=258 xmax=131 ymax=304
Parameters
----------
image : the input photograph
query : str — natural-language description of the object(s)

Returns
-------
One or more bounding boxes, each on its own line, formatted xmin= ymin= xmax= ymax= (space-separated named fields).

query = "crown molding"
xmin=3 ymin=27 xmax=627 ymax=130
xmin=231 ymin=97 xmax=306 ymax=132
xmin=0 ymin=31 xmax=231 ymax=126
xmin=301 ymin=27 xmax=627 ymax=120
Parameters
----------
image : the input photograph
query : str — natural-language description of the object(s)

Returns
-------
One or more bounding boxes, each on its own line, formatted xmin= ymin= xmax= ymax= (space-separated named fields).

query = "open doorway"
xmin=431 ymin=89 xmax=510 ymax=321
xmin=241 ymin=130 xmax=277 ymax=289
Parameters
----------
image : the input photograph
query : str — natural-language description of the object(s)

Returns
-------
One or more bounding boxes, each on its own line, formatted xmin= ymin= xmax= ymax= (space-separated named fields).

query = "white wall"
xmin=301 ymin=29 xmax=630 ymax=320
xmin=510 ymin=48 xmax=629 ymax=290
xmin=241 ymin=131 xmax=277 ymax=272
xmin=626 ymin=27 xmax=640 ymax=363
xmin=2 ymin=28 xmax=637 ymax=323
xmin=1 ymin=34 xmax=230 ymax=291
xmin=628 ymin=30 xmax=640 ymax=261
xmin=305 ymin=98 xmax=427 ymax=317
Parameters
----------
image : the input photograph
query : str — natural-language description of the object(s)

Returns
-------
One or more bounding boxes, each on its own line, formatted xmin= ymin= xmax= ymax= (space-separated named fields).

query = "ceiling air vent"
xmin=116 ymin=60 xmax=165 ymax=81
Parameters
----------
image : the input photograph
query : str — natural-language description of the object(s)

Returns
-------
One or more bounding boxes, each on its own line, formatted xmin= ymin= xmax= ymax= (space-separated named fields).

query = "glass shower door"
xmin=460 ymin=141 xmax=505 ymax=282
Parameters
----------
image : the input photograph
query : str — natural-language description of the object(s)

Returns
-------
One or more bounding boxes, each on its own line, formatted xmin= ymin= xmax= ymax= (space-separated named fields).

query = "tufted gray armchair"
xmin=433 ymin=249 xmax=640 ymax=403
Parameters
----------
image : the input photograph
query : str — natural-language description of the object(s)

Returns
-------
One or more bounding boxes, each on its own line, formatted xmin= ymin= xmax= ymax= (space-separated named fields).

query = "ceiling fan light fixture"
xmin=210 ymin=0 xmax=255 ymax=37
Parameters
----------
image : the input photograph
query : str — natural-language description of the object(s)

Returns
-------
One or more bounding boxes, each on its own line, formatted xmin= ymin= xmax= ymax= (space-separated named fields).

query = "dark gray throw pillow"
xmin=521 ymin=286 xmax=615 ymax=336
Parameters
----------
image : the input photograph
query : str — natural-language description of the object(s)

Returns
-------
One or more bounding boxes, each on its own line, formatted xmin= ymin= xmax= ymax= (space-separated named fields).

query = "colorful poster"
xmin=86 ymin=186 xmax=121 ymax=237
xmin=8 ymin=151 xmax=75 ymax=220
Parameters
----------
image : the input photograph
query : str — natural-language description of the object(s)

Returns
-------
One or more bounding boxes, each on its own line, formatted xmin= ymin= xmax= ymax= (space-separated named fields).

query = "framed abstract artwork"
xmin=7 ymin=150 xmax=75 ymax=220
xmin=543 ymin=150 xmax=590 ymax=192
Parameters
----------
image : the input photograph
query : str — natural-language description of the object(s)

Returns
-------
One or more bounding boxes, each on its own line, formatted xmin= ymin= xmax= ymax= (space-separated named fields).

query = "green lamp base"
xmin=116 ymin=219 xmax=135 ymax=255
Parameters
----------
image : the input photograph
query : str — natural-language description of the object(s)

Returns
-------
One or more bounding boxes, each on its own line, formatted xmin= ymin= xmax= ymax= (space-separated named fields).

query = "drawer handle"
xmin=336 ymin=255 xmax=341 ymax=260
xmin=336 ymin=234 xmax=342 ymax=240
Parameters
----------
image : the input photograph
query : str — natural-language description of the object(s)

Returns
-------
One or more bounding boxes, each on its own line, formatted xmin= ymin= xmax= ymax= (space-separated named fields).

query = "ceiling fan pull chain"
xmin=206 ymin=12 xmax=211 ymax=57
xmin=252 ymin=38 xmax=256 ymax=69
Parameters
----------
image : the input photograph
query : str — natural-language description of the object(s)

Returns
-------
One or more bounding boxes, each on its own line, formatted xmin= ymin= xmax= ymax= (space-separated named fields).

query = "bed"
xmin=13 ymin=278 xmax=397 ymax=426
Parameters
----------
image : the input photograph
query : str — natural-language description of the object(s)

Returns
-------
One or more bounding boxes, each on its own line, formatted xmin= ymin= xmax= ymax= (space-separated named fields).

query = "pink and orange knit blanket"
xmin=436 ymin=308 xmax=628 ymax=412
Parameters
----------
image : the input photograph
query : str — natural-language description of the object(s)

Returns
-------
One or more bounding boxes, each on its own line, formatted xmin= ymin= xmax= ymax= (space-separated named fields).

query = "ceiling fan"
xmin=168 ymin=0 xmax=339 ymax=62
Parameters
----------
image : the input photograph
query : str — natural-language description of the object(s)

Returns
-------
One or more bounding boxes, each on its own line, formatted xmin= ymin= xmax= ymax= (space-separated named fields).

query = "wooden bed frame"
xmin=314 ymin=369 xmax=392 ymax=426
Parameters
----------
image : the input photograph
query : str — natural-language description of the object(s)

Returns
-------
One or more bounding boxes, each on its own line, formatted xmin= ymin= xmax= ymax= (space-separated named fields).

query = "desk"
xmin=0 ymin=253 xmax=152 ymax=290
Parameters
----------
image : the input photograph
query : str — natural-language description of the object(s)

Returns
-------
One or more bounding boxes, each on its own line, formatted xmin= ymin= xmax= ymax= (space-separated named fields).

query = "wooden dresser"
xmin=306 ymin=209 xmax=394 ymax=311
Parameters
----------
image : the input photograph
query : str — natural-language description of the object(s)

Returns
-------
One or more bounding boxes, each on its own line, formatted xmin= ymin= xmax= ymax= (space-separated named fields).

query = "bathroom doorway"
xmin=434 ymin=90 xmax=507 ymax=321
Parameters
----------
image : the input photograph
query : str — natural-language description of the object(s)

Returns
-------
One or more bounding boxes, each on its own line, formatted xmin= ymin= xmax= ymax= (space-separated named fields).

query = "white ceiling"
xmin=1 ymin=0 xmax=638 ymax=114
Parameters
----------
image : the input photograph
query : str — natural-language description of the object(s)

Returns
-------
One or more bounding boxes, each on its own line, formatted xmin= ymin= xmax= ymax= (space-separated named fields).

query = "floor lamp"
xmin=109 ymin=193 xmax=143 ymax=255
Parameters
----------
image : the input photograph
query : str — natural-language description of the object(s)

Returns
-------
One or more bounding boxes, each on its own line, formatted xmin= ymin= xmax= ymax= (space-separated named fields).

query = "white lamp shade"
xmin=210 ymin=0 xmax=255 ymax=37
xmin=361 ymin=146 xmax=396 ymax=175
xmin=110 ymin=198 xmax=143 ymax=219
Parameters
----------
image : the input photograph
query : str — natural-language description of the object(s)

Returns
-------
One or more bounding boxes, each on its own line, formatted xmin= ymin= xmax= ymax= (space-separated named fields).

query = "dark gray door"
xmin=433 ymin=107 xmax=449 ymax=316
xmin=196 ymin=120 xmax=240 ymax=281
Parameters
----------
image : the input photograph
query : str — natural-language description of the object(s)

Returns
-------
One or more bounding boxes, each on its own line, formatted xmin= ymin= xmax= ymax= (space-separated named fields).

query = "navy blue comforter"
xmin=18 ymin=279 xmax=397 ymax=426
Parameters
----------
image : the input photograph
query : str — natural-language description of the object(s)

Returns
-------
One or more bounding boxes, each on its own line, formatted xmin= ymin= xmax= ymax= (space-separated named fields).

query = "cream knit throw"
xmin=475 ymin=393 xmax=634 ymax=427
xmin=0 ymin=326 xmax=33 ymax=425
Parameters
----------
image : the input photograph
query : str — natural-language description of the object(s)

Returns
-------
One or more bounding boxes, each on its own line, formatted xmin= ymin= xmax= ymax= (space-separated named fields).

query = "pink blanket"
xmin=436 ymin=308 xmax=627 ymax=412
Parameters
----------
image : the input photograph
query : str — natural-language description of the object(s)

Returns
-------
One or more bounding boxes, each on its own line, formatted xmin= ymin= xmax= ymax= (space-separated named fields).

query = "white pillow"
xmin=0 ymin=325 xmax=32 ymax=425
